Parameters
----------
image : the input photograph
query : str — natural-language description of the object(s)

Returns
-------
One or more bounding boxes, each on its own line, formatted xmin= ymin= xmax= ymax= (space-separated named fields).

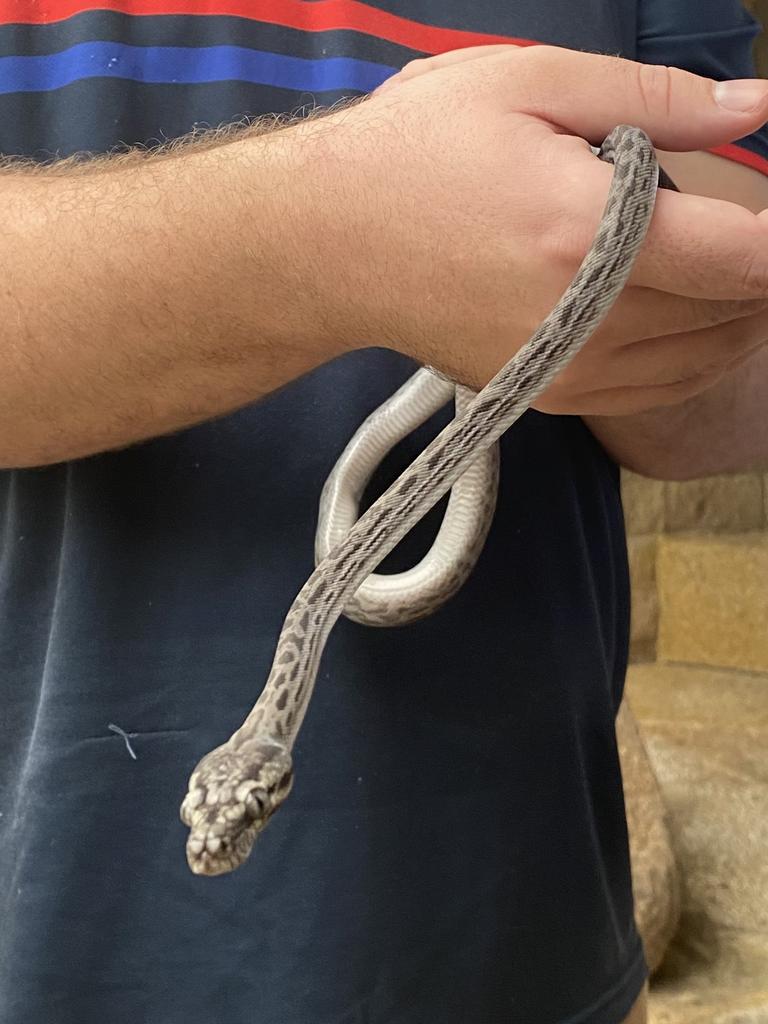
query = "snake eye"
xmin=244 ymin=790 xmax=267 ymax=821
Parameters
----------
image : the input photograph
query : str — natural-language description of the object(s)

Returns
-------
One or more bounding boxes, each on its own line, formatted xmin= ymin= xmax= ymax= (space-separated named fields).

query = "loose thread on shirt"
xmin=108 ymin=723 xmax=138 ymax=761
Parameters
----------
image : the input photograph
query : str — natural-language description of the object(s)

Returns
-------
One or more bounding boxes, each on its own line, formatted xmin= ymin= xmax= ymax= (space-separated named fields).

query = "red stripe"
xmin=0 ymin=0 xmax=535 ymax=52
xmin=707 ymin=142 xmax=768 ymax=178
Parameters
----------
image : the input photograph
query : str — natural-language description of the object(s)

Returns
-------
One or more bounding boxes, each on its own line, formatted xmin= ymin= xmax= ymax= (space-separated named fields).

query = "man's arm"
xmin=0 ymin=114 xmax=366 ymax=469
xmin=584 ymin=151 xmax=768 ymax=479
xmin=5 ymin=46 xmax=768 ymax=471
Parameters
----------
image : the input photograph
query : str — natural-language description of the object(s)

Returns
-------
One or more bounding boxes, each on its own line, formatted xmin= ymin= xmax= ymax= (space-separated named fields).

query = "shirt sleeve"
xmin=637 ymin=0 xmax=768 ymax=176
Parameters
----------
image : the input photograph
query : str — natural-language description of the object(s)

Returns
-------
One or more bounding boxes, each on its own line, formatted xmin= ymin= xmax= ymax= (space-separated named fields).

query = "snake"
xmin=180 ymin=123 xmax=671 ymax=876
xmin=314 ymin=370 xmax=501 ymax=625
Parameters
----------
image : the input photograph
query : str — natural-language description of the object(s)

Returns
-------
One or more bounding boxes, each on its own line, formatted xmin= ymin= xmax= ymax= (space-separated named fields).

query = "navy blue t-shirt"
xmin=0 ymin=3 xmax=766 ymax=1023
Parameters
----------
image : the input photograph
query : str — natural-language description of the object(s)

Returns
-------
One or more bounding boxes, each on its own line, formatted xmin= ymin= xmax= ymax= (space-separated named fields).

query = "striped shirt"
xmin=0 ymin=3 xmax=765 ymax=1023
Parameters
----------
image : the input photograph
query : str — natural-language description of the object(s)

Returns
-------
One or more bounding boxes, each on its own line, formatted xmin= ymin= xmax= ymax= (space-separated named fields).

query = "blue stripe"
xmin=0 ymin=41 xmax=395 ymax=95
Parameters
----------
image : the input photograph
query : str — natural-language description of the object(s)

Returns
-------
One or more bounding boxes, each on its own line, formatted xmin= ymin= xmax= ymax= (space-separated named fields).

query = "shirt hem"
xmin=560 ymin=940 xmax=648 ymax=1024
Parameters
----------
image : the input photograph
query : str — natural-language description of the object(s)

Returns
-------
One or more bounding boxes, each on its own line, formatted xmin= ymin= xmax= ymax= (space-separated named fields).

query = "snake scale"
xmin=181 ymin=124 xmax=669 ymax=876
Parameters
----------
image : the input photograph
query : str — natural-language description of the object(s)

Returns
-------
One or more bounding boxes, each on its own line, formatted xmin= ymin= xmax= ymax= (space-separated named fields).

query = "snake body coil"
xmin=180 ymin=124 xmax=661 ymax=876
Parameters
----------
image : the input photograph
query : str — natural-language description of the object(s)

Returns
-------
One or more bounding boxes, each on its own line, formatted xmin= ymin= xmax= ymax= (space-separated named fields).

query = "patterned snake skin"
xmin=181 ymin=124 xmax=664 ymax=875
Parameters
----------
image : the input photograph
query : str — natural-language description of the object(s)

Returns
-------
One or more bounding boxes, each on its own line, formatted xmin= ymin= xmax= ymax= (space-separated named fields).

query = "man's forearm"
xmin=0 ymin=112 xmax=362 ymax=468
xmin=585 ymin=345 xmax=768 ymax=480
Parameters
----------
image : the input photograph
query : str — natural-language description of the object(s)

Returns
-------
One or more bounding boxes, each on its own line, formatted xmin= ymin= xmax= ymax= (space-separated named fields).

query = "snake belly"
xmin=315 ymin=369 xmax=500 ymax=626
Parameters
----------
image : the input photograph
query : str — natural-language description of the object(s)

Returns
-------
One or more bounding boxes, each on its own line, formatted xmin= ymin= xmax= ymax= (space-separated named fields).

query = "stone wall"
xmin=621 ymin=462 xmax=768 ymax=1022
xmin=618 ymin=7 xmax=768 ymax=1019
xmin=752 ymin=0 xmax=768 ymax=75
xmin=624 ymin=473 xmax=768 ymax=665
xmin=620 ymin=0 xmax=768 ymax=669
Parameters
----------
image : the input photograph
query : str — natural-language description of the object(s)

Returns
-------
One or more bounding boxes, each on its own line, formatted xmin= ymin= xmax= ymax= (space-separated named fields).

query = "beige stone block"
xmin=617 ymin=698 xmax=680 ymax=974
xmin=627 ymin=663 xmax=768 ymax=732
xmin=649 ymin=929 xmax=768 ymax=1023
xmin=628 ymin=535 xmax=658 ymax=662
xmin=657 ymin=534 xmax=768 ymax=674
xmin=627 ymin=667 xmax=768 ymax=931
xmin=648 ymin=926 xmax=768 ymax=1023
xmin=638 ymin=724 xmax=768 ymax=931
xmin=623 ymin=471 xmax=665 ymax=535
xmin=664 ymin=475 xmax=764 ymax=534
xmin=627 ymin=666 xmax=768 ymax=925
xmin=626 ymin=664 xmax=768 ymax=1023
xmin=714 ymin=1005 xmax=768 ymax=1024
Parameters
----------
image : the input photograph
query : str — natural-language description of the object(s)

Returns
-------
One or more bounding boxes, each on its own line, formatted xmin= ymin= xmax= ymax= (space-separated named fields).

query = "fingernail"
xmin=715 ymin=79 xmax=768 ymax=112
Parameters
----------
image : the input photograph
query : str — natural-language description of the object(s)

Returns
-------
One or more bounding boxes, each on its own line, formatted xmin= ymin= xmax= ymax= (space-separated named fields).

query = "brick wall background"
xmin=620 ymin=10 xmax=768 ymax=1018
xmin=753 ymin=0 xmax=768 ymax=74
xmin=623 ymin=472 xmax=768 ymax=666
xmin=623 ymin=0 xmax=768 ymax=669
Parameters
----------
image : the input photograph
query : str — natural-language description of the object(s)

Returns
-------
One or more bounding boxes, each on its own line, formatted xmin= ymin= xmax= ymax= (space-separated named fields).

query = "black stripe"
xmin=0 ymin=78 xmax=372 ymax=158
xmin=0 ymin=11 xmax=421 ymax=65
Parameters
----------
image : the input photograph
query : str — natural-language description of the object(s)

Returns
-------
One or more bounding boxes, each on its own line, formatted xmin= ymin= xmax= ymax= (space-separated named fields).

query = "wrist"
xmin=187 ymin=120 xmax=365 ymax=369
xmin=236 ymin=105 xmax=414 ymax=364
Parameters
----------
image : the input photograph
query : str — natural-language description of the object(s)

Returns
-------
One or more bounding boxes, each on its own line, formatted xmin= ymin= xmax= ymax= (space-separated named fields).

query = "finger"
xmin=539 ymin=307 xmax=767 ymax=414
xmin=541 ymin=366 xmax=729 ymax=415
xmin=602 ymin=308 xmax=768 ymax=386
xmin=492 ymin=45 xmax=768 ymax=153
xmin=607 ymin=287 xmax=768 ymax=340
xmin=550 ymin=137 xmax=768 ymax=299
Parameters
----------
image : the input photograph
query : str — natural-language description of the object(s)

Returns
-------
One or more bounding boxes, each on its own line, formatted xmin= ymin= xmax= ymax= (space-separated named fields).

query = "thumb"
xmin=490 ymin=45 xmax=768 ymax=152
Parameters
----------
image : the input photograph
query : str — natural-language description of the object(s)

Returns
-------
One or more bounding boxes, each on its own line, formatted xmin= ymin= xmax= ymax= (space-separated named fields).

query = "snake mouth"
xmin=187 ymin=849 xmax=240 ymax=876
xmin=186 ymin=828 xmax=253 ymax=876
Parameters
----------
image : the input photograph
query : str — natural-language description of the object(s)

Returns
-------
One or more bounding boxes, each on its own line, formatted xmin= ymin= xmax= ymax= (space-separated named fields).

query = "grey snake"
xmin=180 ymin=124 xmax=673 ymax=875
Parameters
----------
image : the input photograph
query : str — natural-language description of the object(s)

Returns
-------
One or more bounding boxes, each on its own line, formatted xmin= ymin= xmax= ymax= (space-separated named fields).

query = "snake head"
xmin=180 ymin=738 xmax=293 ymax=876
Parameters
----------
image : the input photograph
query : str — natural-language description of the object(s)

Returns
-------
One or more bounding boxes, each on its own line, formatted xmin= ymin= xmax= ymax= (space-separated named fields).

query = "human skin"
xmin=379 ymin=43 xmax=768 ymax=479
xmin=1 ymin=44 xmax=767 ymax=470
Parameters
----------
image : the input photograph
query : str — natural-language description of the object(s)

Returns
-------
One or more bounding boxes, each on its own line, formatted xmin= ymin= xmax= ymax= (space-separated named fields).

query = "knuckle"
xmin=668 ymin=364 xmax=724 ymax=396
xmin=539 ymin=217 xmax=586 ymax=269
xmin=540 ymin=195 xmax=600 ymax=270
xmin=393 ymin=58 xmax=424 ymax=80
xmin=729 ymin=296 xmax=768 ymax=319
xmin=528 ymin=44 xmax=561 ymax=65
xmin=535 ymin=171 xmax=597 ymax=268
xmin=632 ymin=61 xmax=675 ymax=119
xmin=739 ymin=249 xmax=768 ymax=296
xmin=515 ymin=43 xmax=563 ymax=81
xmin=696 ymin=297 xmax=768 ymax=329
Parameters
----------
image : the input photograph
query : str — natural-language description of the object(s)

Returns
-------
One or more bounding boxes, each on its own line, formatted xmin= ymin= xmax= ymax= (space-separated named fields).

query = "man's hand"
xmin=584 ymin=152 xmax=768 ymax=477
xmin=323 ymin=44 xmax=768 ymax=414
